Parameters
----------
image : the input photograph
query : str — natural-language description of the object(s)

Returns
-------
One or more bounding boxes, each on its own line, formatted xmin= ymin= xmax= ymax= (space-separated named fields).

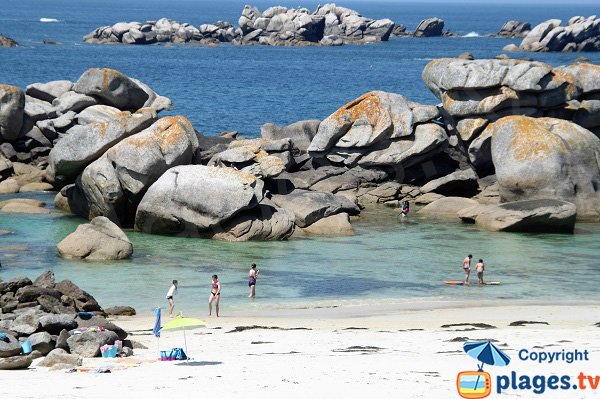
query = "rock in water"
xmin=418 ymin=197 xmax=479 ymax=217
xmin=75 ymin=116 xmax=198 ymax=225
xmin=458 ymin=199 xmax=577 ymax=233
xmin=490 ymin=116 xmax=600 ymax=221
xmin=57 ymin=216 xmax=133 ymax=260
xmin=414 ymin=18 xmax=445 ymax=37
xmin=0 ymin=35 xmax=18 ymax=48
xmin=135 ymin=165 xmax=264 ymax=236
xmin=0 ymin=84 xmax=25 ymax=141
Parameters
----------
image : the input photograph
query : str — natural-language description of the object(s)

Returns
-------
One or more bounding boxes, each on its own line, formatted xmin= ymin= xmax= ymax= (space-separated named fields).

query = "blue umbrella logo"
xmin=457 ymin=341 xmax=511 ymax=398
xmin=463 ymin=341 xmax=511 ymax=370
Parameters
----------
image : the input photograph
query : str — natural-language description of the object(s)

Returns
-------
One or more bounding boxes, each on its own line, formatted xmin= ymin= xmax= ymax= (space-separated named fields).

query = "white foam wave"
xmin=40 ymin=18 xmax=60 ymax=23
xmin=463 ymin=32 xmax=480 ymax=38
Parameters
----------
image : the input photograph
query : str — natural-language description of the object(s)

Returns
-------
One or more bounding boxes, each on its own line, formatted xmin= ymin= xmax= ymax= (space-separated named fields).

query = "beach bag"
xmin=160 ymin=350 xmax=173 ymax=361
xmin=101 ymin=344 xmax=118 ymax=358
xmin=160 ymin=348 xmax=187 ymax=361
xmin=172 ymin=347 xmax=187 ymax=360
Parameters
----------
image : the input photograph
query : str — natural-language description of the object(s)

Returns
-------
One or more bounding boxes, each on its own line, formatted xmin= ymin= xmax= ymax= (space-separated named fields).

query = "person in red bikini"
xmin=208 ymin=274 xmax=221 ymax=317
xmin=248 ymin=263 xmax=260 ymax=298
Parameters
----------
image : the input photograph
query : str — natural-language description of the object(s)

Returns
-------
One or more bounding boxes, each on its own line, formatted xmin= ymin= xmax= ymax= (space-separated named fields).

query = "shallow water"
xmin=1 ymin=1 xmax=599 ymax=315
xmin=1 ymin=192 xmax=599 ymax=315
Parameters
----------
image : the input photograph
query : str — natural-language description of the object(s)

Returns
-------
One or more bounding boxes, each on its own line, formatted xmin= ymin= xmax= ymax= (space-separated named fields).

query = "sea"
xmin=1 ymin=0 xmax=599 ymax=316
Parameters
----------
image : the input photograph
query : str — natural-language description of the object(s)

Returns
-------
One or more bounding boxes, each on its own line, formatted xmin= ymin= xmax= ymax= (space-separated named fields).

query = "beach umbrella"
xmin=463 ymin=341 xmax=511 ymax=369
xmin=152 ymin=307 xmax=161 ymax=338
xmin=152 ymin=307 xmax=161 ymax=357
xmin=160 ymin=316 xmax=206 ymax=359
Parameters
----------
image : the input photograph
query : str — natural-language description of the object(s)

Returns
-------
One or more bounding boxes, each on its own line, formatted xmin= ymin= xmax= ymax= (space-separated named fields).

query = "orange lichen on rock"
xmin=494 ymin=116 xmax=566 ymax=161
xmin=332 ymin=92 xmax=383 ymax=127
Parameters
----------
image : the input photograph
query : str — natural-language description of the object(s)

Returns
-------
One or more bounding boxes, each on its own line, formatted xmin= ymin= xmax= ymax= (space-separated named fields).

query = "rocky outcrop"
xmin=0 ymin=68 xmax=171 ymax=195
xmin=0 ymin=35 xmax=18 ymax=48
xmin=490 ymin=116 xmax=600 ymax=220
xmin=414 ymin=18 xmax=444 ymax=37
xmin=422 ymin=58 xmax=600 ymax=176
xmin=57 ymin=216 xmax=133 ymax=260
xmin=84 ymin=4 xmax=395 ymax=47
xmin=84 ymin=18 xmax=239 ymax=45
xmin=516 ymin=16 xmax=600 ymax=52
xmin=496 ymin=21 xmax=531 ymax=38
xmin=458 ymin=199 xmax=577 ymax=233
xmin=307 ymin=91 xmax=445 ymax=170
xmin=0 ymin=271 xmax=131 ymax=362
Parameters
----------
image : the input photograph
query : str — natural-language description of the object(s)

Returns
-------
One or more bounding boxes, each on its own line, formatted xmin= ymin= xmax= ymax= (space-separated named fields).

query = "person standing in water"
xmin=208 ymin=275 xmax=221 ymax=317
xmin=166 ymin=280 xmax=178 ymax=318
xmin=401 ymin=200 xmax=410 ymax=217
xmin=248 ymin=263 xmax=260 ymax=298
xmin=476 ymin=259 xmax=485 ymax=285
xmin=463 ymin=254 xmax=473 ymax=285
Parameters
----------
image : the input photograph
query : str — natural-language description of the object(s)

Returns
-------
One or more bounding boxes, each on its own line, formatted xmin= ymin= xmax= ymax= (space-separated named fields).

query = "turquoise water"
xmin=1 ymin=192 xmax=599 ymax=315
xmin=2 ymin=1 xmax=600 ymax=315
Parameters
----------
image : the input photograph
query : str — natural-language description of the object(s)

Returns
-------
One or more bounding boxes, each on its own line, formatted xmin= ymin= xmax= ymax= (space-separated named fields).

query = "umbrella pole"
xmin=473 ymin=362 xmax=484 ymax=391
xmin=183 ymin=327 xmax=189 ymax=362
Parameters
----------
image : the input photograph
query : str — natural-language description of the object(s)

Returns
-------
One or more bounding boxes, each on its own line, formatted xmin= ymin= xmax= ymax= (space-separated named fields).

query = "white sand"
xmin=1 ymin=302 xmax=599 ymax=399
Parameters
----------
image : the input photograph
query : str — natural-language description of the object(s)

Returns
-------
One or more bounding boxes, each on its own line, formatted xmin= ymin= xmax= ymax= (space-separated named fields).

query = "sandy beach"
xmin=1 ymin=301 xmax=599 ymax=399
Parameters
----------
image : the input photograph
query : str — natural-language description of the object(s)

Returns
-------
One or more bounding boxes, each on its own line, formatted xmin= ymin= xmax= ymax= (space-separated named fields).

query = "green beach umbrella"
xmin=160 ymin=316 xmax=206 ymax=359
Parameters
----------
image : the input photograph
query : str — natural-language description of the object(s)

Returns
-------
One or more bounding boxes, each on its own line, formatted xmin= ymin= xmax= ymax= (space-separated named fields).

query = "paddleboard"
xmin=443 ymin=280 xmax=501 ymax=285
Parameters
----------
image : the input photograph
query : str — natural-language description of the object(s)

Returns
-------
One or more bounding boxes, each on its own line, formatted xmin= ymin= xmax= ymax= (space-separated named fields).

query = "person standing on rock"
xmin=463 ymin=255 xmax=472 ymax=285
xmin=166 ymin=280 xmax=178 ymax=318
xmin=209 ymin=275 xmax=221 ymax=317
xmin=248 ymin=263 xmax=260 ymax=298
xmin=476 ymin=259 xmax=485 ymax=285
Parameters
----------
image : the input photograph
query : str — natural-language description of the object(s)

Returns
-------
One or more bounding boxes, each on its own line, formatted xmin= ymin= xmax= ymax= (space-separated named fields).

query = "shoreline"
xmin=2 ymin=302 xmax=599 ymax=398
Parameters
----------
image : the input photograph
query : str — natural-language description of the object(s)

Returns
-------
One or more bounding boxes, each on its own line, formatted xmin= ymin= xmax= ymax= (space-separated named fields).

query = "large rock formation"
xmin=70 ymin=116 xmax=198 ymax=225
xmin=57 ymin=216 xmax=133 ymax=260
xmin=490 ymin=116 xmax=600 ymax=220
xmin=517 ymin=16 xmax=600 ymax=52
xmin=422 ymin=58 xmax=600 ymax=176
xmin=0 ymin=68 xmax=171 ymax=195
xmin=136 ymin=165 xmax=269 ymax=237
xmin=307 ymin=91 xmax=446 ymax=171
xmin=83 ymin=4 xmax=395 ymax=47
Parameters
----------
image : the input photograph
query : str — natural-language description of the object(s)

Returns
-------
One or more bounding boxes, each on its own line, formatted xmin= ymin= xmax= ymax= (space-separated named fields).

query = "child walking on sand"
xmin=166 ymin=280 xmax=178 ymax=318
xmin=208 ymin=275 xmax=221 ymax=317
